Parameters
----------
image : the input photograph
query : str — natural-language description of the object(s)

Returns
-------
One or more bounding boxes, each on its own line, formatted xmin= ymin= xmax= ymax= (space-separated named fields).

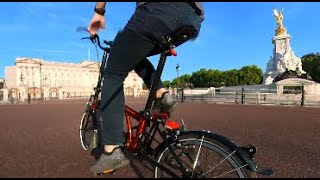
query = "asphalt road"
xmin=0 ymin=97 xmax=319 ymax=178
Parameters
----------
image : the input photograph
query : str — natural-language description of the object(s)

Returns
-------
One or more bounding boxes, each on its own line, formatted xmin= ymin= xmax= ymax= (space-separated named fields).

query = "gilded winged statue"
xmin=273 ymin=8 xmax=284 ymax=27
xmin=273 ymin=8 xmax=287 ymax=36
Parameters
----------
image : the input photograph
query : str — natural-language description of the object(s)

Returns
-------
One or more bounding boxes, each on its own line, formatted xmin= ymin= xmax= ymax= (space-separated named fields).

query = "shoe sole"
xmin=93 ymin=159 xmax=130 ymax=176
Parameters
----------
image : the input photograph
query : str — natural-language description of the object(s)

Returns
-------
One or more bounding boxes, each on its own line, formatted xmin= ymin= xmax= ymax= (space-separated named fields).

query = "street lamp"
xmin=176 ymin=63 xmax=180 ymax=88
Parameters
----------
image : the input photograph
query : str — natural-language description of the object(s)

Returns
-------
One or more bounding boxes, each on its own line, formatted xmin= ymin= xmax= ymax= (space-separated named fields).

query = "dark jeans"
xmin=100 ymin=2 xmax=202 ymax=145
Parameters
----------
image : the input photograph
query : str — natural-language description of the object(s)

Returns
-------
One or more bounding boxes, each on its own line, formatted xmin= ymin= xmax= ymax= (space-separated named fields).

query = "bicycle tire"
xmin=154 ymin=131 xmax=257 ymax=178
xmin=79 ymin=111 xmax=95 ymax=151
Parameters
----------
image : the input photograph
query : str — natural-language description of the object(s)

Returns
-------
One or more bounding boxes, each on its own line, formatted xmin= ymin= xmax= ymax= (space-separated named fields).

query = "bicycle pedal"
xmin=96 ymin=169 xmax=116 ymax=176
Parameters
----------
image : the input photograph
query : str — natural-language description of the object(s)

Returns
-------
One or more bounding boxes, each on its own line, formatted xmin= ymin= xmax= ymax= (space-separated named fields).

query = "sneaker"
xmin=90 ymin=146 xmax=130 ymax=174
xmin=154 ymin=91 xmax=176 ymax=113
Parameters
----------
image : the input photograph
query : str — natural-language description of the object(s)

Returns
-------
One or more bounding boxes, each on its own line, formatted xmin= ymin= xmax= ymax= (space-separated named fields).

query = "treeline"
xmin=161 ymin=52 xmax=320 ymax=88
xmin=163 ymin=65 xmax=263 ymax=88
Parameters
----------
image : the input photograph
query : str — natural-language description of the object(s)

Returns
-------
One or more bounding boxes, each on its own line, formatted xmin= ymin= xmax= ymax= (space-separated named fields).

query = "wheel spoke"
xmin=155 ymin=133 xmax=253 ymax=178
xmin=192 ymin=135 xmax=204 ymax=176
xmin=212 ymin=164 xmax=248 ymax=178
xmin=200 ymin=150 xmax=236 ymax=178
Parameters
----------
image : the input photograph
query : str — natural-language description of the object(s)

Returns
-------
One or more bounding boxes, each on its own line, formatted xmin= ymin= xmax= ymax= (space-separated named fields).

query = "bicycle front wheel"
xmin=154 ymin=131 xmax=257 ymax=178
xmin=79 ymin=111 xmax=95 ymax=151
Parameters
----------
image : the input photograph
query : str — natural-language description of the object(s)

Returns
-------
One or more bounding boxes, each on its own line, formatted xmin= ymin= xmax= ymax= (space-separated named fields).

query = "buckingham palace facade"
xmin=1 ymin=57 xmax=147 ymax=102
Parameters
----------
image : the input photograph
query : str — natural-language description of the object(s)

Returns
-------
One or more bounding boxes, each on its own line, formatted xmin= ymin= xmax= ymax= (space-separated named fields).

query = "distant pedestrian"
xmin=28 ymin=93 xmax=31 ymax=104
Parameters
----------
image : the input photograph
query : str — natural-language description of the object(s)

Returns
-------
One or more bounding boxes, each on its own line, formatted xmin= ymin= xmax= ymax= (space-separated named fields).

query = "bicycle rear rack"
xmin=241 ymin=144 xmax=274 ymax=176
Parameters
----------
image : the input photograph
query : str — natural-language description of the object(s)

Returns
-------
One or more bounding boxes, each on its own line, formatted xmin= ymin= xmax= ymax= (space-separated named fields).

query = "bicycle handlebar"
xmin=84 ymin=34 xmax=112 ymax=52
xmin=77 ymin=26 xmax=112 ymax=52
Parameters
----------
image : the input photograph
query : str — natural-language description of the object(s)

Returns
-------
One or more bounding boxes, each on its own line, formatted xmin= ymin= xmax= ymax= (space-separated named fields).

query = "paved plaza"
xmin=0 ymin=97 xmax=319 ymax=178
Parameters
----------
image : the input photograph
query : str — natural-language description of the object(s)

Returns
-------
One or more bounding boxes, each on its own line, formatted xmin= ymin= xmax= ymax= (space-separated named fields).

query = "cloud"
xmin=28 ymin=48 xmax=77 ymax=54
xmin=0 ymin=3 xmax=60 ymax=33
xmin=285 ymin=2 xmax=305 ymax=17
xmin=67 ymin=41 xmax=91 ymax=49
xmin=1 ymin=46 xmax=77 ymax=55
xmin=1 ymin=3 xmax=82 ymax=33
xmin=22 ymin=2 xmax=58 ymax=21
xmin=0 ymin=23 xmax=33 ymax=33
xmin=47 ymin=12 xmax=58 ymax=19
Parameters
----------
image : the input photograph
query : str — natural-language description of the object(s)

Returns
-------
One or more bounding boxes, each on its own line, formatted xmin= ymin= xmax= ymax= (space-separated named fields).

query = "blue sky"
xmin=0 ymin=2 xmax=319 ymax=81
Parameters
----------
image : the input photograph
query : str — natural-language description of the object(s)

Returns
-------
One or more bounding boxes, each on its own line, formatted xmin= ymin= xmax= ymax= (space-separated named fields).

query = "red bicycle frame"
xmin=86 ymin=32 xmax=181 ymax=153
xmin=124 ymin=105 xmax=178 ymax=152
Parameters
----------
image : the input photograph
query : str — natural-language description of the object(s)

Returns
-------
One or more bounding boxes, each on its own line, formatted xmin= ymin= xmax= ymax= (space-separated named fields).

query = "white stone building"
xmin=2 ymin=57 xmax=147 ymax=101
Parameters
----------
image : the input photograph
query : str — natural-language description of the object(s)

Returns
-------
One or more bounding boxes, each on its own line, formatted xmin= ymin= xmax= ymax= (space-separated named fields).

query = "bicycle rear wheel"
xmin=154 ymin=131 xmax=257 ymax=178
xmin=79 ymin=111 xmax=96 ymax=151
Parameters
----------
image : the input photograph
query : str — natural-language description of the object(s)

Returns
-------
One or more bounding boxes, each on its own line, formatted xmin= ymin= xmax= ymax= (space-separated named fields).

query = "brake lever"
xmin=81 ymin=37 xmax=91 ymax=40
xmin=80 ymin=36 xmax=97 ymax=45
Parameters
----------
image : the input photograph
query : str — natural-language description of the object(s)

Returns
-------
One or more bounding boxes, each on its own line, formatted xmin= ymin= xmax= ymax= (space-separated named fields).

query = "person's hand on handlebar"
xmin=87 ymin=12 xmax=105 ymax=36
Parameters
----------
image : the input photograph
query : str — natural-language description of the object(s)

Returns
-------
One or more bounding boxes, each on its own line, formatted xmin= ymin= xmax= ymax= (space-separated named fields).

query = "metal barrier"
xmin=174 ymin=88 xmax=320 ymax=107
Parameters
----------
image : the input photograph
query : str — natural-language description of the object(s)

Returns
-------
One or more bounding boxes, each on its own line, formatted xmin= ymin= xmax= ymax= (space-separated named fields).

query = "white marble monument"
xmin=263 ymin=8 xmax=306 ymax=85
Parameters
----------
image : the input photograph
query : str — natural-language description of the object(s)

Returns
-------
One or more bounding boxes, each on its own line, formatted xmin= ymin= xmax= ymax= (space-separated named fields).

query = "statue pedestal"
xmin=263 ymin=34 xmax=306 ymax=85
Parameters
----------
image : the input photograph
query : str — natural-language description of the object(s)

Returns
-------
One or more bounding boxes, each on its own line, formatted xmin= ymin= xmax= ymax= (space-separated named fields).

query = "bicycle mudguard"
xmin=155 ymin=130 xmax=258 ymax=173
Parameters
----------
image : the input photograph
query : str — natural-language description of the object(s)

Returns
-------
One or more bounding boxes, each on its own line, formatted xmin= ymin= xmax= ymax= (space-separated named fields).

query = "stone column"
xmin=43 ymin=86 xmax=50 ymax=100
xmin=26 ymin=66 xmax=30 ymax=87
xmin=133 ymin=87 xmax=138 ymax=97
xmin=276 ymin=84 xmax=284 ymax=95
xmin=58 ymin=87 xmax=63 ymax=99
xmin=17 ymin=66 xmax=22 ymax=86
xmin=35 ymin=67 xmax=40 ymax=87
xmin=1 ymin=88 xmax=8 ymax=101
xmin=19 ymin=66 xmax=26 ymax=86
xmin=18 ymin=85 xmax=27 ymax=102
xmin=31 ymin=67 xmax=33 ymax=86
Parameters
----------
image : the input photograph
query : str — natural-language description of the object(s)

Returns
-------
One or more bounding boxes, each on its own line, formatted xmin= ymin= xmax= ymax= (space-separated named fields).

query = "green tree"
xmin=238 ymin=65 xmax=263 ymax=85
xmin=206 ymin=69 xmax=222 ymax=87
xmin=171 ymin=74 xmax=191 ymax=88
xmin=162 ymin=80 xmax=171 ymax=88
xmin=190 ymin=68 xmax=208 ymax=87
xmin=223 ymin=69 xmax=239 ymax=86
xmin=301 ymin=53 xmax=320 ymax=82
xmin=179 ymin=74 xmax=191 ymax=88
xmin=174 ymin=65 xmax=263 ymax=88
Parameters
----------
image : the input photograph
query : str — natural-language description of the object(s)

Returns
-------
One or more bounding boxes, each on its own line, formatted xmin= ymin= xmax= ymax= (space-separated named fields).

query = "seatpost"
xmin=143 ymin=38 xmax=172 ymax=119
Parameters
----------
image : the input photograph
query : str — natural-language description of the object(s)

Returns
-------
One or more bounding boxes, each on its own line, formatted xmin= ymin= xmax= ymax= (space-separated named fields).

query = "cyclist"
xmin=87 ymin=2 xmax=204 ymax=174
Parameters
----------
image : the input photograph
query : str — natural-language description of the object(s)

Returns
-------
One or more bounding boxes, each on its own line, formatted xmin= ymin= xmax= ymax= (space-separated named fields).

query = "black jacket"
xmin=136 ymin=2 xmax=205 ymax=22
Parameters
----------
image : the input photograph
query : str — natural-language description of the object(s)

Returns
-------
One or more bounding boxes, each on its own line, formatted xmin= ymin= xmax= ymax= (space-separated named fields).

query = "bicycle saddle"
xmin=171 ymin=25 xmax=197 ymax=44
xmin=148 ymin=26 xmax=198 ymax=56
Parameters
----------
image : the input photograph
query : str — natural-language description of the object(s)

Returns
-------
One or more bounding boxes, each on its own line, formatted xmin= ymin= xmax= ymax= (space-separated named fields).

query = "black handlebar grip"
xmin=104 ymin=40 xmax=113 ymax=46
